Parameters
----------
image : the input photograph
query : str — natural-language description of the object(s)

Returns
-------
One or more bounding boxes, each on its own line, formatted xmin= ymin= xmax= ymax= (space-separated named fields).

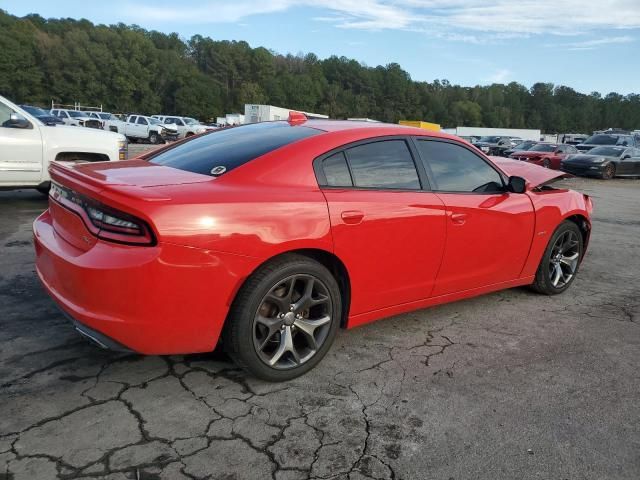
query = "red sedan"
xmin=509 ymin=143 xmax=579 ymax=169
xmin=34 ymin=115 xmax=593 ymax=381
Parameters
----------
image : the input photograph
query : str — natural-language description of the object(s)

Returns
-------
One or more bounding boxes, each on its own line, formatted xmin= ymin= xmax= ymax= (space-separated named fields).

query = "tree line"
xmin=1 ymin=10 xmax=639 ymax=133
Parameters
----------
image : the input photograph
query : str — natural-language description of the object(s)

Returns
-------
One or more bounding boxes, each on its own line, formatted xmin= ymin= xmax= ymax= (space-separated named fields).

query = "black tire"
xmin=186 ymin=132 xmax=194 ymax=137
xmin=149 ymin=132 xmax=160 ymax=144
xmin=531 ymin=221 xmax=583 ymax=295
xmin=223 ymin=254 xmax=341 ymax=381
xmin=542 ymin=158 xmax=551 ymax=168
xmin=36 ymin=182 xmax=51 ymax=196
xmin=602 ymin=163 xmax=615 ymax=180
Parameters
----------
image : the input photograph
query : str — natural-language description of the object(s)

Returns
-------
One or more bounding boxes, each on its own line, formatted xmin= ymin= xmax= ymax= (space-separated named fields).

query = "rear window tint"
xmin=149 ymin=122 xmax=321 ymax=176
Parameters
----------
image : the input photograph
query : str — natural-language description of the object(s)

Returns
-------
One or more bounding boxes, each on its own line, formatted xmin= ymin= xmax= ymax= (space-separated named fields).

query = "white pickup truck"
xmin=84 ymin=111 xmax=127 ymax=134
xmin=153 ymin=115 xmax=210 ymax=139
xmin=0 ymin=96 xmax=127 ymax=194
xmin=124 ymin=115 xmax=178 ymax=144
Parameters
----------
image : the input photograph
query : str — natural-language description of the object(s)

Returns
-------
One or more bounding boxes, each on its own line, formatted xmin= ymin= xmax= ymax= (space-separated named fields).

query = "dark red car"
xmin=510 ymin=143 xmax=579 ymax=169
xmin=34 ymin=115 xmax=593 ymax=381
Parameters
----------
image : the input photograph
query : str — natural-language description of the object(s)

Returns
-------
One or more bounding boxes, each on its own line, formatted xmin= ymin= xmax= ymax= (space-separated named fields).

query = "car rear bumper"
xmin=33 ymin=209 xmax=259 ymax=354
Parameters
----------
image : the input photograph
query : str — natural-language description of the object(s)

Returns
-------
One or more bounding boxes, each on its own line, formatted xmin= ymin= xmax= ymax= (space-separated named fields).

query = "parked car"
xmin=503 ymin=140 xmax=538 ymax=157
xmin=152 ymin=115 xmax=210 ymax=139
xmin=0 ymin=96 xmax=127 ymax=194
xmin=33 ymin=115 xmax=593 ymax=381
xmin=124 ymin=115 xmax=178 ymax=144
xmin=510 ymin=143 xmax=579 ymax=169
xmin=19 ymin=105 xmax=64 ymax=126
xmin=50 ymin=108 xmax=103 ymax=129
xmin=84 ymin=112 xmax=126 ymax=134
xmin=561 ymin=146 xmax=640 ymax=179
xmin=575 ymin=134 xmax=638 ymax=152
xmin=474 ymin=136 xmax=518 ymax=156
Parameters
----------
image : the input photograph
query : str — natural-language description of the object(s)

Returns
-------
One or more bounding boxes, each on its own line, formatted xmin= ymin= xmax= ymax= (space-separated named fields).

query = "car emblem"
xmin=210 ymin=166 xmax=227 ymax=176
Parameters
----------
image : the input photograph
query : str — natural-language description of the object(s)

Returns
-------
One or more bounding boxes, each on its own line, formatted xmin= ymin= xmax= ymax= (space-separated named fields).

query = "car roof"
xmin=300 ymin=119 xmax=457 ymax=139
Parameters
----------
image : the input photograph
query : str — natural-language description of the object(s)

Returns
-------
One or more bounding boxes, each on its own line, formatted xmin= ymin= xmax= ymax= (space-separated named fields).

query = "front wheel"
xmin=531 ymin=221 xmax=583 ymax=295
xmin=601 ymin=163 xmax=615 ymax=180
xmin=542 ymin=158 xmax=551 ymax=168
xmin=224 ymin=254 xmax=341 ymax=381
xmin=149 ymin=132 xmax=160 ymax=144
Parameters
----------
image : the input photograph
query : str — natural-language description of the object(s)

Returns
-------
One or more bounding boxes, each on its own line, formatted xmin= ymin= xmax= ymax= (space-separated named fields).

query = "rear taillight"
xmin=50 ymin=182 xmax=155 ymax=245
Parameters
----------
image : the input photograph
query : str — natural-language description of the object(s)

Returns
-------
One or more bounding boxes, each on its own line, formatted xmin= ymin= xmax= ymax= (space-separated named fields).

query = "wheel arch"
xmin=228 ymin=248 xmax=352 ymax=329
xmin=563 ymin=213 xmax=591 ymax=257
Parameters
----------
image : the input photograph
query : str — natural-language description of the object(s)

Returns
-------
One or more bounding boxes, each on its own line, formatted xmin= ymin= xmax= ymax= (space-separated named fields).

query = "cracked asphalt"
xmin=1 ymin=177 xmax=639 ymax=480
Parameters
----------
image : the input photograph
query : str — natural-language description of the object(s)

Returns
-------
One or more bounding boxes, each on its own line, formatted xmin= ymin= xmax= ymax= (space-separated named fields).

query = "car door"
xmin=632 ymin=148 xmax=640 ymax=175
xmin=0 ymin=100 xmax=43 ymax=185
xmin=136 ymin=116 xmax=149 ymax=137
xmin=414 ymin=138 xmax=535 ymax=296
xmin=125 ymin=116 xmax=137 ymax=136
xmin=617 ymin=148 xmax=636 ymax=175
xmin=551 ymin=145 xmax=567 ymax=169
xmin=317 ymin=138 xmax=447 ymax=316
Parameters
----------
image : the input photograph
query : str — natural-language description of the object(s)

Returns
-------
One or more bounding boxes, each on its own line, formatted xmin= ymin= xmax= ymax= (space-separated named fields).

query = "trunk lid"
xmin=490 ymin=157 xmax=571 ymax=189
xmin=69 ymin=159 xmax=212 ymax=188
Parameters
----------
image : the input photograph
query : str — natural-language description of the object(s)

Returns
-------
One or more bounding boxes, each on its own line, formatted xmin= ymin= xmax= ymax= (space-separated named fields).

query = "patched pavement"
xmin=1 ymin=177 xmax=639 ymax=480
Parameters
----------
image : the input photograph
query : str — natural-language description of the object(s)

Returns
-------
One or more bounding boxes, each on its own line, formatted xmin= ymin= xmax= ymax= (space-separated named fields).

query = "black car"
xmin=19 ymin=105 xmax=64 ymax=126
xmin=575 ymin=134 xmax=638 ymax=152
xmin=503 ymin=140 xmax=538 ymax=157
xmin=561 ymin=146 xmax=640 ymax=179
xmin=474 ymin=136 xmax=520 ymax=156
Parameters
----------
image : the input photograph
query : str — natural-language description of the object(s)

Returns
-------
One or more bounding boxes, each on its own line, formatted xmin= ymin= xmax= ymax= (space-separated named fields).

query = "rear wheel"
xmin=224 ymin=254 xmax=341 ymax=381
xmin=602 ymin=163 xmax=615 ymax=179
xmin=531 ymin=221 xmax=583 ymax=295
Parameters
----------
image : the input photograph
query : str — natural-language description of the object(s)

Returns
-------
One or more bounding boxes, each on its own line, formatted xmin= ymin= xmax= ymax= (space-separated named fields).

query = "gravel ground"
xmin=0 ymin=177 xmax=638 ymax=480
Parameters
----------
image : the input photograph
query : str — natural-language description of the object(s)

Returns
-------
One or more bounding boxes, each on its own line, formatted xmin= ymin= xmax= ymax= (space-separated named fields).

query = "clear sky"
xmin=3 ymin=0 xmax=639 ymax=95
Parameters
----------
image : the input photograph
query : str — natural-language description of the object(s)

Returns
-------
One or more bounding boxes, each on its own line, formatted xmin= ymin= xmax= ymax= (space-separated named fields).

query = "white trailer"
xmin=442 ymin=127 xmax=541 ymax=142
xmin=244 ymin=104 xmax=328 ymax=123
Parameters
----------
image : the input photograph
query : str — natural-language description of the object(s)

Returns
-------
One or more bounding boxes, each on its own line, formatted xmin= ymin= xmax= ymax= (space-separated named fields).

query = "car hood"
xmin=490 ymin=157 xmax=571 ymax=189
xmin=563 ymin=154 xmax=615 ymax=164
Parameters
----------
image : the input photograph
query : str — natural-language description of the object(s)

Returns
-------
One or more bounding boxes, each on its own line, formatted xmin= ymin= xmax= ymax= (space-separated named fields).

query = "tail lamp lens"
xmin=50 ymin=182 xmax=154 ymax=245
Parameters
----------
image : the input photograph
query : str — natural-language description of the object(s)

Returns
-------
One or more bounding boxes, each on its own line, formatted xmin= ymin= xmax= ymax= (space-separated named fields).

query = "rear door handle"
xmin=451 ymin=213 xmax=468 ymax=225
xmin=341 ymin=210 xmax=364 ymax=225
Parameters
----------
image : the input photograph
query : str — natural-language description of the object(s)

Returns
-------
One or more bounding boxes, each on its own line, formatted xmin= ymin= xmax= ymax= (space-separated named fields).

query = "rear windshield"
xmin=149 ymin=122 xmax=322 ymax=176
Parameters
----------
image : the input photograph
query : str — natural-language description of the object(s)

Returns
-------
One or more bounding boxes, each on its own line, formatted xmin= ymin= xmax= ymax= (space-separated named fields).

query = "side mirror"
xmin=622 ymin=155 xmax=631 ymax=160
xmin=5 ymin=112 xmax=32 ymax=129
xmin=508 ymin=176 xmax=526 ymax=194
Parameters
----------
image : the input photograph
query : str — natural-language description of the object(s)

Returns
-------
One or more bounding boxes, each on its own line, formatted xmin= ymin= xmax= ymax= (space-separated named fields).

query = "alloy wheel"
xmin=548 ymin=230 xmax=580 ymax=288
xmin=253 ymin=274 xmax=333 ymax=370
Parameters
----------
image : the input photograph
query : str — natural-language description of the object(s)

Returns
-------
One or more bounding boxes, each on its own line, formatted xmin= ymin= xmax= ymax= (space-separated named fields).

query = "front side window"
xmin=0 ymin=102 xmax=13 ymax=126
xmin=417 ymin=140 xmax=504 ymax=193
xmin=344 ymin=140 xmax=421 ymax=190
xmin=137 ymin=117 xmax=148 ymax=125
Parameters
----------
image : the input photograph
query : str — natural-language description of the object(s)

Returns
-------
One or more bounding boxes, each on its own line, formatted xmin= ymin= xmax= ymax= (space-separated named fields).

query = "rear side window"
xmin=323 ymin=152 xmax=353 ymax=187
xmin=417 ymin=140 xmax=504 ymax=193
xmin=344 ymin=140 xmax=420 ymax=190
xmin=149 ymin=122 xmax=321 ymax=176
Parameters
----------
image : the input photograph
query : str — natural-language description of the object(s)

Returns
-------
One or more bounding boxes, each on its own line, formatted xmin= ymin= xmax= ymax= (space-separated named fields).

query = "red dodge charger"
xmin=34 ymin=115 xmax=593 ymax=381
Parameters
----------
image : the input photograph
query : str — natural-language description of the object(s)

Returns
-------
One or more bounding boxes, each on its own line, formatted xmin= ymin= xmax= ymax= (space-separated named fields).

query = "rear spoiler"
xmin=49 ymin=161 xmax=171 ymax=202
